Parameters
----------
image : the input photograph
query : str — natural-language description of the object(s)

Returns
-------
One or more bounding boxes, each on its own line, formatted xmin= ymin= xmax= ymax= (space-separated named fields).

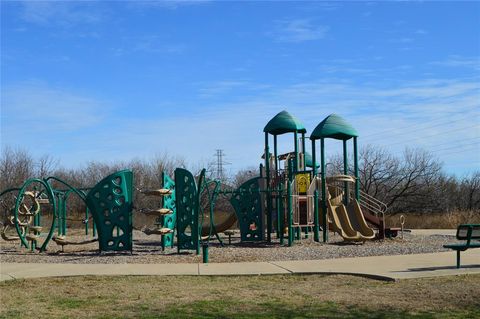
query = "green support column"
xmin=85 ymin=205 xmax=89 ymax=235
xmin=274 ymin=134 xmax=279 ymax=238
xmin=274 ymin=135 xmax=278 ymax=172
xmin=287 ymin=177 xmax=293 ymax=246
xmin=301 ymin=132 xmax=306 ymax=169
xmin=313 ymin=189 xmax=319 ymax=242
xmin=92 ymin=214 xmax=97 ymax=237
xmin=312 ymin=139 xmax=320 ymax=242
xmin=354 ymin=137 xmax=359 ymax=201
xmin=321 ymin=138 xmax=328 ymax=242
xmin=294 ymin=131 xmax=299 ymax=172
xmin=343 ymin=140 xmax=349 ymax=205
xmin=57 ymin=194 xmax=62 ymax=236
xmin=279 ymin=182 xmax=284 ymax=245
xmin=62 ymin=193 xmax=68 ymax=236
xmin=265 ymin=132 xmax=272 ymax=242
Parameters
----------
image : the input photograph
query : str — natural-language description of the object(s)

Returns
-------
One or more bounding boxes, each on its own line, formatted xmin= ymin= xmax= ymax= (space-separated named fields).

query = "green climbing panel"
xmin=175 ymin=168 xmax=203 ymax=253
xmin=230 ymin=177 xmax=264 ymax=242
xmin=86 ymin=170 xmax=133 ymax=252
xmin=161 ymin=172 xmax=176 ymax=250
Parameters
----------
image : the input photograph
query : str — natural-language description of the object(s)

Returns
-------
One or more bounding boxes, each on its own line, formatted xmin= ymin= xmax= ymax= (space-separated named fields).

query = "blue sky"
xmin=1 ymin=1 xmax=479 ymax=177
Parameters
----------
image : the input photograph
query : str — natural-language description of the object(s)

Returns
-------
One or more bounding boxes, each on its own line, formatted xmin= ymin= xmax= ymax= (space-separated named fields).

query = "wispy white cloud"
xmin=19 ymin=1 xmax=104 ymax=26
xmin=415 ymin=29 xmax=428 ymax=35
xmin=389 ymin=37 xmax=414 ymax=44
xmin=2 ymin=76 xmax=478 ymax=175
xmin=1 ymin=81 xmax=109 ymax=134
xmin=127 ymin=0 xmax=211 ymax=11
xmin=112 ymin=35 xmax=187 ymax=56
xmin=197 ymin=81 xmax=272 ymax=99
xmin=431 ymin=56 xmax=480 ymax=71
xmin=268 ymin=19 xmax=329 ymax=43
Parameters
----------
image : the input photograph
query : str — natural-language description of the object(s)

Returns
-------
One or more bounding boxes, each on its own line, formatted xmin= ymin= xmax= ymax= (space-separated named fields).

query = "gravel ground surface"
xmin=0 ymin=229 xmax=458 ymax=264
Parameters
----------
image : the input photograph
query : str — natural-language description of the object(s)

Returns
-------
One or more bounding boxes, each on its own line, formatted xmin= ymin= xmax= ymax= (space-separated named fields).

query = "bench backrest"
xmin=457 ymin=224 xmax=480 ymax=243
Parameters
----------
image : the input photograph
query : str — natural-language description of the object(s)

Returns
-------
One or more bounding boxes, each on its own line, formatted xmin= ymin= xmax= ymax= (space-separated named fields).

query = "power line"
xmin=362 ymin=111 xmax=479 ymax=141
xmin=429 ymin=141 xmax=480 ymax=153
xmin=368 ymin=124 xmax=479 ymax=149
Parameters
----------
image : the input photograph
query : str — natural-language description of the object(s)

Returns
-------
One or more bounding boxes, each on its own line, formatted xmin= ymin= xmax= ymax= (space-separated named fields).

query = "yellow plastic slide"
xmin=346 ymin=199 xmax=375 ymax=240
xmin=326 ymin=186 xmax=374 ymax=242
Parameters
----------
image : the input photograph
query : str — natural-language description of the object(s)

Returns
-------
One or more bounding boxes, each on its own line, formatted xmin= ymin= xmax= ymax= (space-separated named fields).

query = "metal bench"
xmin=443 ymin=224 xmax=480 ymax=268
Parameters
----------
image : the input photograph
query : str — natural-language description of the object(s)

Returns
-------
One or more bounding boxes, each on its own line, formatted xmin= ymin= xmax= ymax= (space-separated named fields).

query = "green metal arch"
xmin=13 ymin=178 xmax=56 ymax=251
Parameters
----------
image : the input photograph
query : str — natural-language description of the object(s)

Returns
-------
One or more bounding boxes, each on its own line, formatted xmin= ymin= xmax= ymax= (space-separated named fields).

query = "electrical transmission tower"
xmin=214 ymin=149 xmax=230 ymax=179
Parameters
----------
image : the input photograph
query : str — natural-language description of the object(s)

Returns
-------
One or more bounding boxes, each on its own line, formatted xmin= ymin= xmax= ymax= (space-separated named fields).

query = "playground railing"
xmin=350 ymin=189 xmax=388 ymax=217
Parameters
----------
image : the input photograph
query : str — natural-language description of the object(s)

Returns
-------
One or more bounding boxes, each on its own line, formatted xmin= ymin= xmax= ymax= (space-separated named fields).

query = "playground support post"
xmin=311 ymin=139 xmax=320 ymax=242
xmin=314 ymin=189 xmax=319 ymax=242
xmin=279 ymin=182 xmax=284 ymax=245
xmin=294 ymin=131 xmax=298 ymax=171
xmin=265 ymin=132 xmax=272 ymax=242
xmin=56 ymin=194 xmax=63 ymax=236
xmin=353 ymin=137 xmax=360 ymax=201
xmin=287 ymin=176 xmax=293 ymax=246
xmin=274 ymin=134 xmax=279 ymax=238
xmin=301 ymin=132 xmax=306 ymax=170
xmin=320 ymin=138 xmax=328 ymax=243
xmin=343 ymin=140 xmax=349 ymax=205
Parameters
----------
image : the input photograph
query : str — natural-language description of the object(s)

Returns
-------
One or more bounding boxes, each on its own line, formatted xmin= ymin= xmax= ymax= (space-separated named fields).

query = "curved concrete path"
xmin=1 ymin=249 xmax=479 ymax=282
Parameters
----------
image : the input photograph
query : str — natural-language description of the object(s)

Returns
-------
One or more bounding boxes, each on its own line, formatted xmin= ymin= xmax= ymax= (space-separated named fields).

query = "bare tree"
xmin=460 ymin=172 xmax=480 ymax=211
xmin=329 ymin=145 xmax=444 ymax=213
xmin=36 ymin=154 xmax=59 ymax=178
xmin=232 ymin=166 xmax=259 ymax=188
xmin=0 ymin=146 xmax=34 ymax=190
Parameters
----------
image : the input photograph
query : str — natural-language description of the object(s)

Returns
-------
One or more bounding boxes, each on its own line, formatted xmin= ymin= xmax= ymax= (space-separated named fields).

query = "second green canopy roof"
xmin=310 ymin=114 xmax=358 ymax=141
xmin=264 ymin=110 xmax=307 ymax=135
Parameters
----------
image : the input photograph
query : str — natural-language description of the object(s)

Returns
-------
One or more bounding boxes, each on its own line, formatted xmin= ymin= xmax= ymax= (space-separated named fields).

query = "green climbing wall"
xmin=161 ymin=172 xmax=176 ymax=250
xmin=230 ymin=177 xmax=264 ymax=242
xmin=175 ymin=168 xmax=203 ymax=253
xmin=86 ymin=170 xmax=133 ymax=252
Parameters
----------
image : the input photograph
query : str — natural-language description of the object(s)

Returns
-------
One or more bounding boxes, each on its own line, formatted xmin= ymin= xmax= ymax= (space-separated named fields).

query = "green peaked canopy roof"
xmin=310 ymin=114 xmax=358 ymax=141
xmin=264 ymin=110 xmax=307 ymax=135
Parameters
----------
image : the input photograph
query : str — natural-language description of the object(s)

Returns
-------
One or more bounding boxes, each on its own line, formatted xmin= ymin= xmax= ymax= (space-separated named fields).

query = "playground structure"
xmin=1 ymin=111 xmax=396 ymax=256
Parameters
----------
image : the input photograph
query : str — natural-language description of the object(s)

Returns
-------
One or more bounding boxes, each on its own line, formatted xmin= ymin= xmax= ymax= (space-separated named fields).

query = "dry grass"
xmin=1 ymin=274 xmax=479 ymax=318
xmin=386 ymin=210 xmax=480 ymax=229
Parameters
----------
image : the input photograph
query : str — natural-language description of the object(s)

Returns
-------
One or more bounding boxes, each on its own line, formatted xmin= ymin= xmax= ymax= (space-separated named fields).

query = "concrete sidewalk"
xmin=1 ymin=250 xmax=479 ymax=282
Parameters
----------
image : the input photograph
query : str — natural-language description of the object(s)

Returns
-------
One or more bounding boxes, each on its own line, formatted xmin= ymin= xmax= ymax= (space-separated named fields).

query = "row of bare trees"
xmin=330 ymin=145 xmax=479 ymax=214
xmin=1 ymin=145 xmax=479 ymax=216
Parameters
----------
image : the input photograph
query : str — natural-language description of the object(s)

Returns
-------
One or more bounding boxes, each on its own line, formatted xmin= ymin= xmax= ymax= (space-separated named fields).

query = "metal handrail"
xmin=360 ymin=190 xmax=387 ymax=212
xmin=349 ymin=188 xmax=388 ymax=216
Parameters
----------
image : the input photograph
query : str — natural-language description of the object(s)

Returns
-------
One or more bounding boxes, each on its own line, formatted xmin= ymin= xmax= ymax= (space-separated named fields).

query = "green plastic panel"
xmin=174 ymin=168 xmax=200 ymax=253
xmin=86 ymin=170 xmax=133 ymax=252
xmin=310 ymin=114 xmax=358 ymax=141
xmin=263 ymin=110 xmax=307 ymax=135
xmin=161 ymin=172 xmax=176 ymax=250
xmin=230 ymin=177 xmax=264 ymax=242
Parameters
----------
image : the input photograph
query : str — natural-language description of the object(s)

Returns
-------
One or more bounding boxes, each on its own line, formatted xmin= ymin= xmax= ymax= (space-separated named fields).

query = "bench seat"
xmin=443 ymin=224 xmax=480 ymax=268
xmin=444 ymin=243 xmax=480 ymax=250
